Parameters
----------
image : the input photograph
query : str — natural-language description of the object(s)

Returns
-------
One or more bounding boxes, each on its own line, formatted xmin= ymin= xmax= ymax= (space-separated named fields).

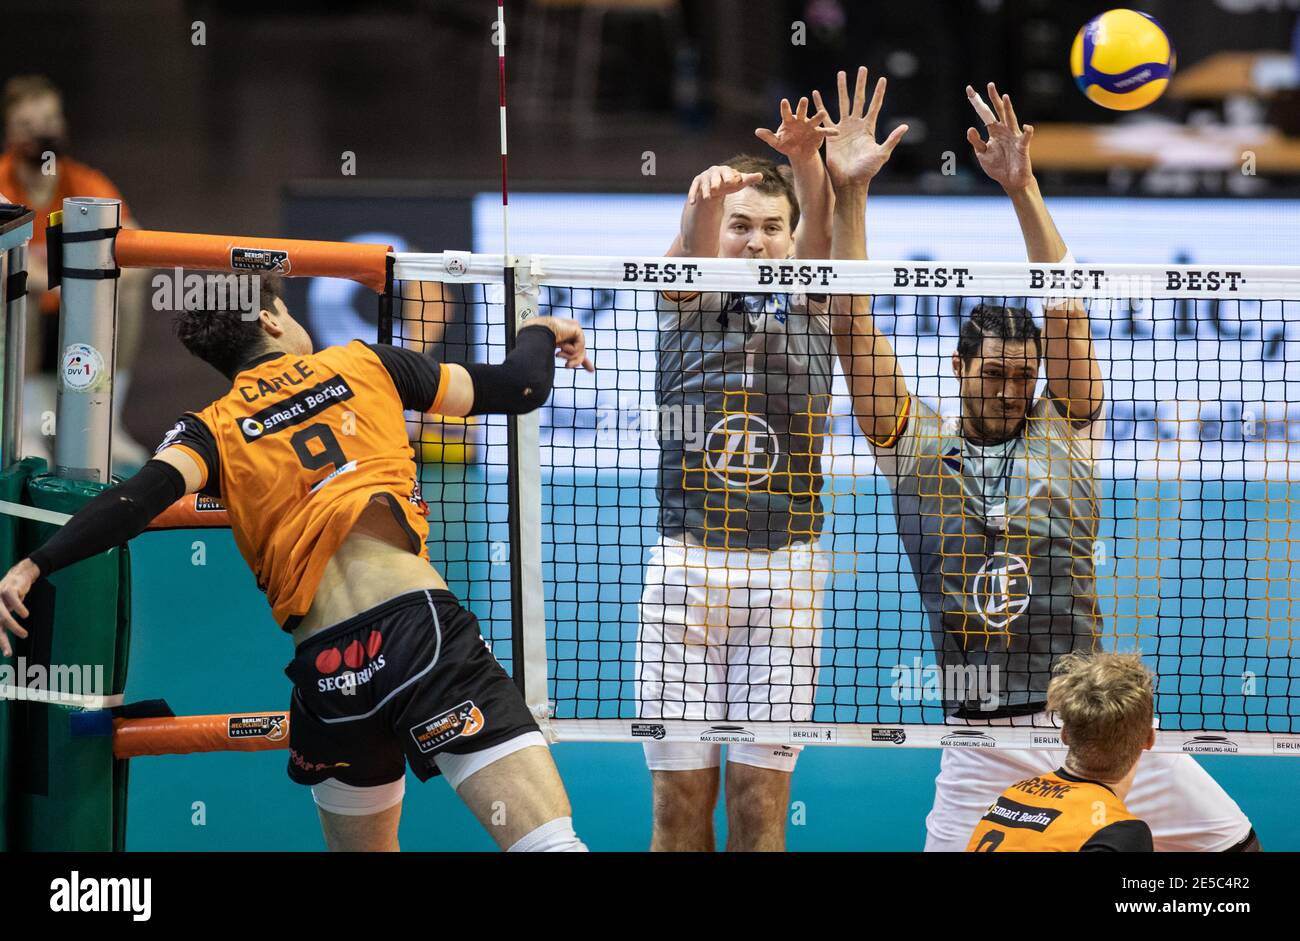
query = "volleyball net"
xmin=7 ymin=213 xmax=1300 ymax=781
xmin=393 ymin=252 xmax=1300 ymax=755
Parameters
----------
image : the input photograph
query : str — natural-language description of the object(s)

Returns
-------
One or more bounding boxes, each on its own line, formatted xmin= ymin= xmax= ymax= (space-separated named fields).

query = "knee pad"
xmin=506 ymin=816 xmax=588 ymax=852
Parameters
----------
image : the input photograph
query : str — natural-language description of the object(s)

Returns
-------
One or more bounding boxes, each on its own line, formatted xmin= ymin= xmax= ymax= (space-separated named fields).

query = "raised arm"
xmin=966 ymin=83 xmax=1103 ymax=422
xmin=666 ymin=165 xmax=763 ymax=258
xmin=755 ymin=96 xmax=836 ymax=259
xmin=435 ymin=317 xmax=593 ymax=417
xmin=373 ymin=317 xmax=594 ymax=419
xmin=823 ymin=68 xmax=911 ymax=445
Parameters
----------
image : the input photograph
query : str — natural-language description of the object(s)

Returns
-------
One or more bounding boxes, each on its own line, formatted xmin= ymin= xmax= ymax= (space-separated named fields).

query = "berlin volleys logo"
xmin=703 ymin=414 xmax=780 ymax=489
xmin=972 ymin=552 xmax=1032 ymax=629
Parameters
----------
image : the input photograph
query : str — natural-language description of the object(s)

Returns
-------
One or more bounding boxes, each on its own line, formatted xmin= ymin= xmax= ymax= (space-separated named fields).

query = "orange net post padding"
xmin=114 ymin=229 xmax=392 ymax=294
xmin=113 ymin=712 xmax=290 ymax=759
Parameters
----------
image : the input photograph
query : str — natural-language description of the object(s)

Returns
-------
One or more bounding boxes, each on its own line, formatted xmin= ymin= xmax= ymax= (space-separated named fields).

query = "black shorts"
xmin=284 ymin=589 xmax=538 ymax=788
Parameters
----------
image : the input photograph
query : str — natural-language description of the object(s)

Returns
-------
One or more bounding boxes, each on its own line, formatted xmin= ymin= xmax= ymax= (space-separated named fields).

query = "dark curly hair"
xmin=174 ymin=273 xmax=285 ymax=379
xmin=722 ymin=154 xmax=800 ymax=231
xmin=956 ymin=303 xmax=1042 ymax=366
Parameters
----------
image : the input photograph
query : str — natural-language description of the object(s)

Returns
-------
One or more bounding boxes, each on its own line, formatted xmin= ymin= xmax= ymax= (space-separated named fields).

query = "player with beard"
xmin=830 ymin=82 xmax=1257 ymax=852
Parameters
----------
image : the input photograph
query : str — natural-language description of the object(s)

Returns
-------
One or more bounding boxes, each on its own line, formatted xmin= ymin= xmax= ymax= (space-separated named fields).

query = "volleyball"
xmin=1070 ymin=9 xmax=1176 ymax=111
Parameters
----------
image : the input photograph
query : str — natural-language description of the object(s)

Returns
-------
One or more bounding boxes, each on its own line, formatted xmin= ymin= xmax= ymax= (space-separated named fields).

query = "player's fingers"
xmin=0 ymin=605 xmax=25 ymax=643
xmin=882 ymin=123 xmax=909 ymax=156
xmin=966 ymin=85 xmax=998 ymax=126
xmin=780 ymin=97 xmax=794 ymax=123
xmin=966 ymin=126 xmax=988 ymax=154
xmin=852 ymin=66 xmax=869 ymax=119
xmin=1 ymin=586 xmax=27 ymax=622
xmin=688 ymin=174 xmax=701 ymax=204
xmin=707 ymin=168 xmax=724 ymax=199
xmin=755 ymin=127 xmax=779 ymax=148
xmin=987 ymin=82 xmax=1006 ymax=123
xmin=742 ymin=172 xmax=764 ymax=185
xmin=700 ymin=170 xmax=714 ymax=201
xmin=1022 ymin=123 xmax=1034 ymax=146
xmin=812 ymin=89 xmax=829 ymax=124
xmin=836 ymin=70 xmax=850 ymax=121
xmin=795 ymin=96 xmax=809 ymax=121
xmin=865 ymin=76 xmax=887 ymax=133
xmin=581 ymin=355 xmax=595 ymax=373
xmin=1003 ymin=94 xmax=1021 ymax=133
xmin=809 ymin=99 xmax=836 ymax=134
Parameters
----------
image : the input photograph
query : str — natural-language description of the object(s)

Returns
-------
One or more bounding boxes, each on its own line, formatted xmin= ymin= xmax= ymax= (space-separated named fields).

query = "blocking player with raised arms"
xmin=830 ymin=83 xmax=1256 ymax=851
xmin=0 ymin=275 xmax=594 ymax=852
xmin=637 ymin=69 xmax=907 ymax=851
xmin=968 ymin=652 xmax=1155 ymax=852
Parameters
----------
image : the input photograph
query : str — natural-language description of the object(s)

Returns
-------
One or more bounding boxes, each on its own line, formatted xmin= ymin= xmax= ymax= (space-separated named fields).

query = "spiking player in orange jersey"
xmin=0 ymin=274 xmax=593 ymax=852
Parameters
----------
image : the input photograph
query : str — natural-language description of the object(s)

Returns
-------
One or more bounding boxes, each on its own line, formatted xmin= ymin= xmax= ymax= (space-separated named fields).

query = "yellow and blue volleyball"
xmin=1070 ymin=9 xmax=1176 ymax=111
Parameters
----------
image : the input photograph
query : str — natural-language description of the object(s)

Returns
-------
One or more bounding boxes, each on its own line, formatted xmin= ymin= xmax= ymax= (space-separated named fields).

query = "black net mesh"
xmin=390 ymin=269 xmax=1300 ymax=737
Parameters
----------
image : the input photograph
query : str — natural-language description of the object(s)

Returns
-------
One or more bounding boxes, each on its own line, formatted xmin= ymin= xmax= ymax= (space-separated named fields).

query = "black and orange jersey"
xmin=966 ymin=768 xmax=1153 ymax=852
xmin=158 ymin=340 xmax=451 ymax=628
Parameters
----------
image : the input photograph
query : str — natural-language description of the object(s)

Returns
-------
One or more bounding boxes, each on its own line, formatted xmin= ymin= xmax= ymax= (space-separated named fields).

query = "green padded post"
xmin=12 ymin=474 xmax=126 ymax=851
xmin=0 ymin=456 xmax=47 ymax=850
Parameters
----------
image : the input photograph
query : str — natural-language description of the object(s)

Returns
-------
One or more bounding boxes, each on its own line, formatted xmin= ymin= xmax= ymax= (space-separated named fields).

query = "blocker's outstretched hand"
xmin=686 ymin=165 xmax=764 ymax=206
xmin=966 ymin=82 xmax=1035 ymax=193
xmin=816 ymin=67 xmax=908 ymax=191
xmin=0 ymin=558 xmax=38 ymax=657
xmin=755 ymin=95 xmax=837 ymax=163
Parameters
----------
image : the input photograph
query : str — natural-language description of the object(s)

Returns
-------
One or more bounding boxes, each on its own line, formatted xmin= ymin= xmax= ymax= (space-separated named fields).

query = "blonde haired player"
xmin=967 ymin=652 xmax=1155 ymax=852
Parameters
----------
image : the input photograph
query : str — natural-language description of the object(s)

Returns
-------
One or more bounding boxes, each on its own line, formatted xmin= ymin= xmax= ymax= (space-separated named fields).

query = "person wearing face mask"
xmin=0 ymin=74 xmax=150 ymax=469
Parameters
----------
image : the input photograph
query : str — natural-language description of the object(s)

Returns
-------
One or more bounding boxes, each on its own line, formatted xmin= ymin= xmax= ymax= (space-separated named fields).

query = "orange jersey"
xmin=0 ymin=150 xmax=131 ymax=314
xmin=160 ymin=341 xmax=448 ymax=627
xmin=966 ymin=768 xmax=1152 ymax=852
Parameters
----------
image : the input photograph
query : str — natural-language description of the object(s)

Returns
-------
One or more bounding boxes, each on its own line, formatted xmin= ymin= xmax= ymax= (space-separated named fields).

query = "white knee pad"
xmin=312 ymin=777 xmax=406 ymax=816
xmin=506 ymin=815 xmax=588 ymax=852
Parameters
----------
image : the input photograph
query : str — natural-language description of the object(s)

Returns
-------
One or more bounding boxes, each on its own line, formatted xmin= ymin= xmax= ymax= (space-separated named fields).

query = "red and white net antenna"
xmin=497 ymin=0 xmax=511 ymax=261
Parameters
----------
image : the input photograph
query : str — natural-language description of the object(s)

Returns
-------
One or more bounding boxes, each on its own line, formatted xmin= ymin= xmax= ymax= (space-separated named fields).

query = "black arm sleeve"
xmin=28 ymin=460 xmax=187 ymax=577
xmin=1080 ymin=819 xmax=1154 ymax=853
xmin=157 ymin=413 xmax=222 ymax=498
xmin=366 ymin=343 xmax=443 ymax=412
xmin=464 ymin=324 xmax=557 ymax=416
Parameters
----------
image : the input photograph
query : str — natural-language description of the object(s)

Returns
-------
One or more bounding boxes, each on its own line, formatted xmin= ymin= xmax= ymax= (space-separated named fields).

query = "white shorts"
xmin=923 ymin=713 xmax=1254 ymax=852
xmin=636 ymin=536 xmax=830 ymax=773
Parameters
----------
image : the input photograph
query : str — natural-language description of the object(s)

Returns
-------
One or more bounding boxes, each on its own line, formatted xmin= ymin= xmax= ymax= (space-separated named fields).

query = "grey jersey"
xmin=874 ymin=396 xmax=1103 ymax=715
xmin=656 ymin=290 xmax=835 ymax=551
